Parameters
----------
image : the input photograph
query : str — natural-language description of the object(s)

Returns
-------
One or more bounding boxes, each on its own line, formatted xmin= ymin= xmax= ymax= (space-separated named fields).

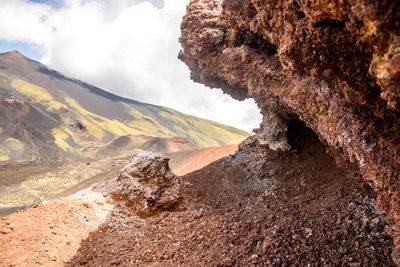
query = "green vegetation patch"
xmin=125 ymin=104 xmax=249 ymax=148
xmin=11 ymin=79 xmax=67 ymax=111
xmin=0 ymin=147 xmax=9 ymax=161
xmin=51 ymin=125 xmax=99 ymax=159
xmin=4 ymin=138 xmax=24 ymax=151
xmin=0 ymin=163 xmax=103 ymax=206
xmin=51 ymin=126 xmax=76 ymax=153
xmin=65 ymin=97 xmax=145 ymax=139
xmin=156 ymin=108 xmax=250 ymax=147
xmin=8 ymin=78 xmax=249 ymax=161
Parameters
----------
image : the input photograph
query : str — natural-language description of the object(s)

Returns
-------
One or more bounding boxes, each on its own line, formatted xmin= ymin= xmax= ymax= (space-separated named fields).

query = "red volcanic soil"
xmin=0 ymin=98 xmax=30 ymax=120
xmin=65 ymin=127 xmax=395 ymax=266
xmin=139 ymin=136 xmax=198 ymax=153
xmin=172 ymin=144 xmax=238 ymax=176
xmin=0 ymin=187 xmax=114 ymax=266
xmin=165 ymin=137 xmax=198 ymax=153
xmin=0 ymin=134 xmax=396 ymax=266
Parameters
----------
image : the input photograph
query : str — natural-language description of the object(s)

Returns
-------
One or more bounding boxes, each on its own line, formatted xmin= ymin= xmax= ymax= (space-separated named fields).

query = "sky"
xmin=0 ymin=0 xmax=262 ymax=132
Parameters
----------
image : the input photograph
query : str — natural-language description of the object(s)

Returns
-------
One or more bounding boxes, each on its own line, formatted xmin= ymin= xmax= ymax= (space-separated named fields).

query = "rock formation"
xmin=101 ymin=152 xmax=181 ymax=218
xmin=179 ymin=0 xmax=400 ymax=263
xmin=66 ymin=126 xmax=396 ymax=266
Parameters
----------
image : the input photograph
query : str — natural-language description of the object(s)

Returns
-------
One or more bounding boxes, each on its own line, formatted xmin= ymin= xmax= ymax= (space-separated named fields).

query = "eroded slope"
xmin=65 ymin=128 xmax=395 ymax=266
xmin=1 ymin=132 xmax=396 ymax=266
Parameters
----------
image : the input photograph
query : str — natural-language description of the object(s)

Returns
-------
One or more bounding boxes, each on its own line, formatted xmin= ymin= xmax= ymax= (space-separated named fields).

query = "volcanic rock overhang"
xmin=178 ymin=0 xmax=400 ymax=262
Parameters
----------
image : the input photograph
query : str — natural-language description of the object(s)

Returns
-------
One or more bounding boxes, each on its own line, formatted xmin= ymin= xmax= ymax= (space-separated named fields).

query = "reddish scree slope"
xmin=172 ymin=144 xmax=238 ymax=176
xmin=0 ymin=133 xmax=396 ymax=266
xmin=65 ymin=125 xmax=395 ymax=266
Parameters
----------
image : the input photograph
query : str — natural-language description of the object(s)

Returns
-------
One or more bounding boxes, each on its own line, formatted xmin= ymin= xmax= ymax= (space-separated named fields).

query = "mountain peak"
xmin=1 ymin=50 xmax=28 ymax=60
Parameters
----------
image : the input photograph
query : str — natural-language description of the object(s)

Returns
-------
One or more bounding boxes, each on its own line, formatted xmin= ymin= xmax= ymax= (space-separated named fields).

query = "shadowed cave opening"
xmin=283 ymin=117 xmax=374 ymax=190
xmin=286 ymin=118 xmax=322 ymax=153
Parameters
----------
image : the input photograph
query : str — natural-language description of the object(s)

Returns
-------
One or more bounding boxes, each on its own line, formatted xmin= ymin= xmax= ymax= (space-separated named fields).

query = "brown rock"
xmin=179 ymin=0 xmax=400 ymax=260
xmin=192 ymin=209 xmax=203 ymax=219
xmin=102 ymin=152 xmax=181 ymax=217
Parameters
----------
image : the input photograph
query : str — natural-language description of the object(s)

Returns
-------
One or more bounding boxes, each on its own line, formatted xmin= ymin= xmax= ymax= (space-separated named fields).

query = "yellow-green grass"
xmin=126 ymin=104 xmax=249 ymax=147
xmin=51 ymin=125 xmax=104 ymax=158
xmin=127 ymin=117 xmax=171 ymax=136
xmin=156 ymin=108 xmax=249 ymax=147
xmin=0 ymin=147 xmax=9 ymax=161
xmin=65 ymin=98 xmax=145 ymax=138
xmin=0 ymin=163 xmax=103 ymax=206
xmin=126 ymin=104 xmax=249 ymax=146
xmin=10 ymin=79 xmax=248 ymax=157
xmin=125 ymin=104 xmax=173 ymax=136
xmin=51 ymin=126 xmax=76 ymax=153
xmin=0 ymin=70 xmax=12 ymax=83
xmin=4 ymin=138 xmax=24 ymax=151
xmin=11 ymin=79 xmax=67 ymax=111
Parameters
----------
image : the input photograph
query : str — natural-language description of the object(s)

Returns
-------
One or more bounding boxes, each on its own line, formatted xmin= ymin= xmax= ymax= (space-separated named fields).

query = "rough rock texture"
xmin=100 ymin=152 xmax=181 ymax=218
xmin=67 ymin=129 xmax=395 ymax=266
xmin=179 ymin=0 xmax=400 ymax=263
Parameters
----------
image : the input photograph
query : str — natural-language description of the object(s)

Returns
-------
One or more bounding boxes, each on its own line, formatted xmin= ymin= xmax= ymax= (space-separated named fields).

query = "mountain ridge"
xmin=0 ymin=50 xmax=249 ymax=165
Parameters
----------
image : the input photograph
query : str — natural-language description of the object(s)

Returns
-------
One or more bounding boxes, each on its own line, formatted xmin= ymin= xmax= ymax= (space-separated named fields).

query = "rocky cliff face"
xmin=179 ymin=0 xmax=400 ymax=262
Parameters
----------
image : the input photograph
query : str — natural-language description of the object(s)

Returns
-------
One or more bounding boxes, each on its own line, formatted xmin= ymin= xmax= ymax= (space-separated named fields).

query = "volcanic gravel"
xmin=67 ymin=126 xmax=395 ymax=266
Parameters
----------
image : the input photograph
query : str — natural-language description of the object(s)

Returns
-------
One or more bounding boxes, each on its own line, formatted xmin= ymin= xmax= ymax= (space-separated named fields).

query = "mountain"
xmin=0 ymin=50 xmax=248 ymax=211
xmin=0 ymin=50 xmax=249 ymax=165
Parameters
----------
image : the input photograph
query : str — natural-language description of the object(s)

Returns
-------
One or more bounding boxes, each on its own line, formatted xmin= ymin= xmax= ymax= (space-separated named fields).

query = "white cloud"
xmin=0 ymin=0 xmax=262 ymax=132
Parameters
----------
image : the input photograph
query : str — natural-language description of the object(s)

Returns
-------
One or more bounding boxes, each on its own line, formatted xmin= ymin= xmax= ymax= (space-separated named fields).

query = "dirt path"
xmin=0 ymin=186 xmax=113 ymax=266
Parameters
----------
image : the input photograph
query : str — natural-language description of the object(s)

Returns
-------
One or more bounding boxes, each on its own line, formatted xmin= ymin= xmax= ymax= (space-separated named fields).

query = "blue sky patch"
xmin=0 ymin=40 xmax=43 ymax=61
xmin=28 ymin=0 xmax=64 ymax=9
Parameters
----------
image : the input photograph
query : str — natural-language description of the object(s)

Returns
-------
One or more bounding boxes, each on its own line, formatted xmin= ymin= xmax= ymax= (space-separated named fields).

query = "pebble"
xmin=371 ymin=218 xmax=379 ymax=225
xmin=0 ymin=229 xmax=10 ymax=235
xmin=305 ymin=228 xmax=313 ymax=237
xmin=192 ymin=209 xmax=203 ymax=219
xmin=79 ymin=257 xmax=88 ymax=265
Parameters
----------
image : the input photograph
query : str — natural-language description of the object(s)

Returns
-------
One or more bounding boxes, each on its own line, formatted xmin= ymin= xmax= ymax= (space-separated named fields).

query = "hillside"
xmin=0 ymin=50 xmax=249 ymax=165
xmin=0 ymin=0 xmax=399 ymax=265
xmin=0 ymin=140 xmax=395 ymax=266
xmin=0 ymin=50 xmax=249 ymax=214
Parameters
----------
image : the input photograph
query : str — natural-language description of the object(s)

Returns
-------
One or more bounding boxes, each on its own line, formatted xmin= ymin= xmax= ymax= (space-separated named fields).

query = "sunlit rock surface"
xmin=179 ymin=0 xmax=400 ymax=263
xmin=100 ymin=152 xmax=181 ymax=218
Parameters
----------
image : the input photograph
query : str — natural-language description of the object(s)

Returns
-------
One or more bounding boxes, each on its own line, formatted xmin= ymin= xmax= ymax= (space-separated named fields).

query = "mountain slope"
xmin=0 ymin=50 xmax=249 ymax=164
